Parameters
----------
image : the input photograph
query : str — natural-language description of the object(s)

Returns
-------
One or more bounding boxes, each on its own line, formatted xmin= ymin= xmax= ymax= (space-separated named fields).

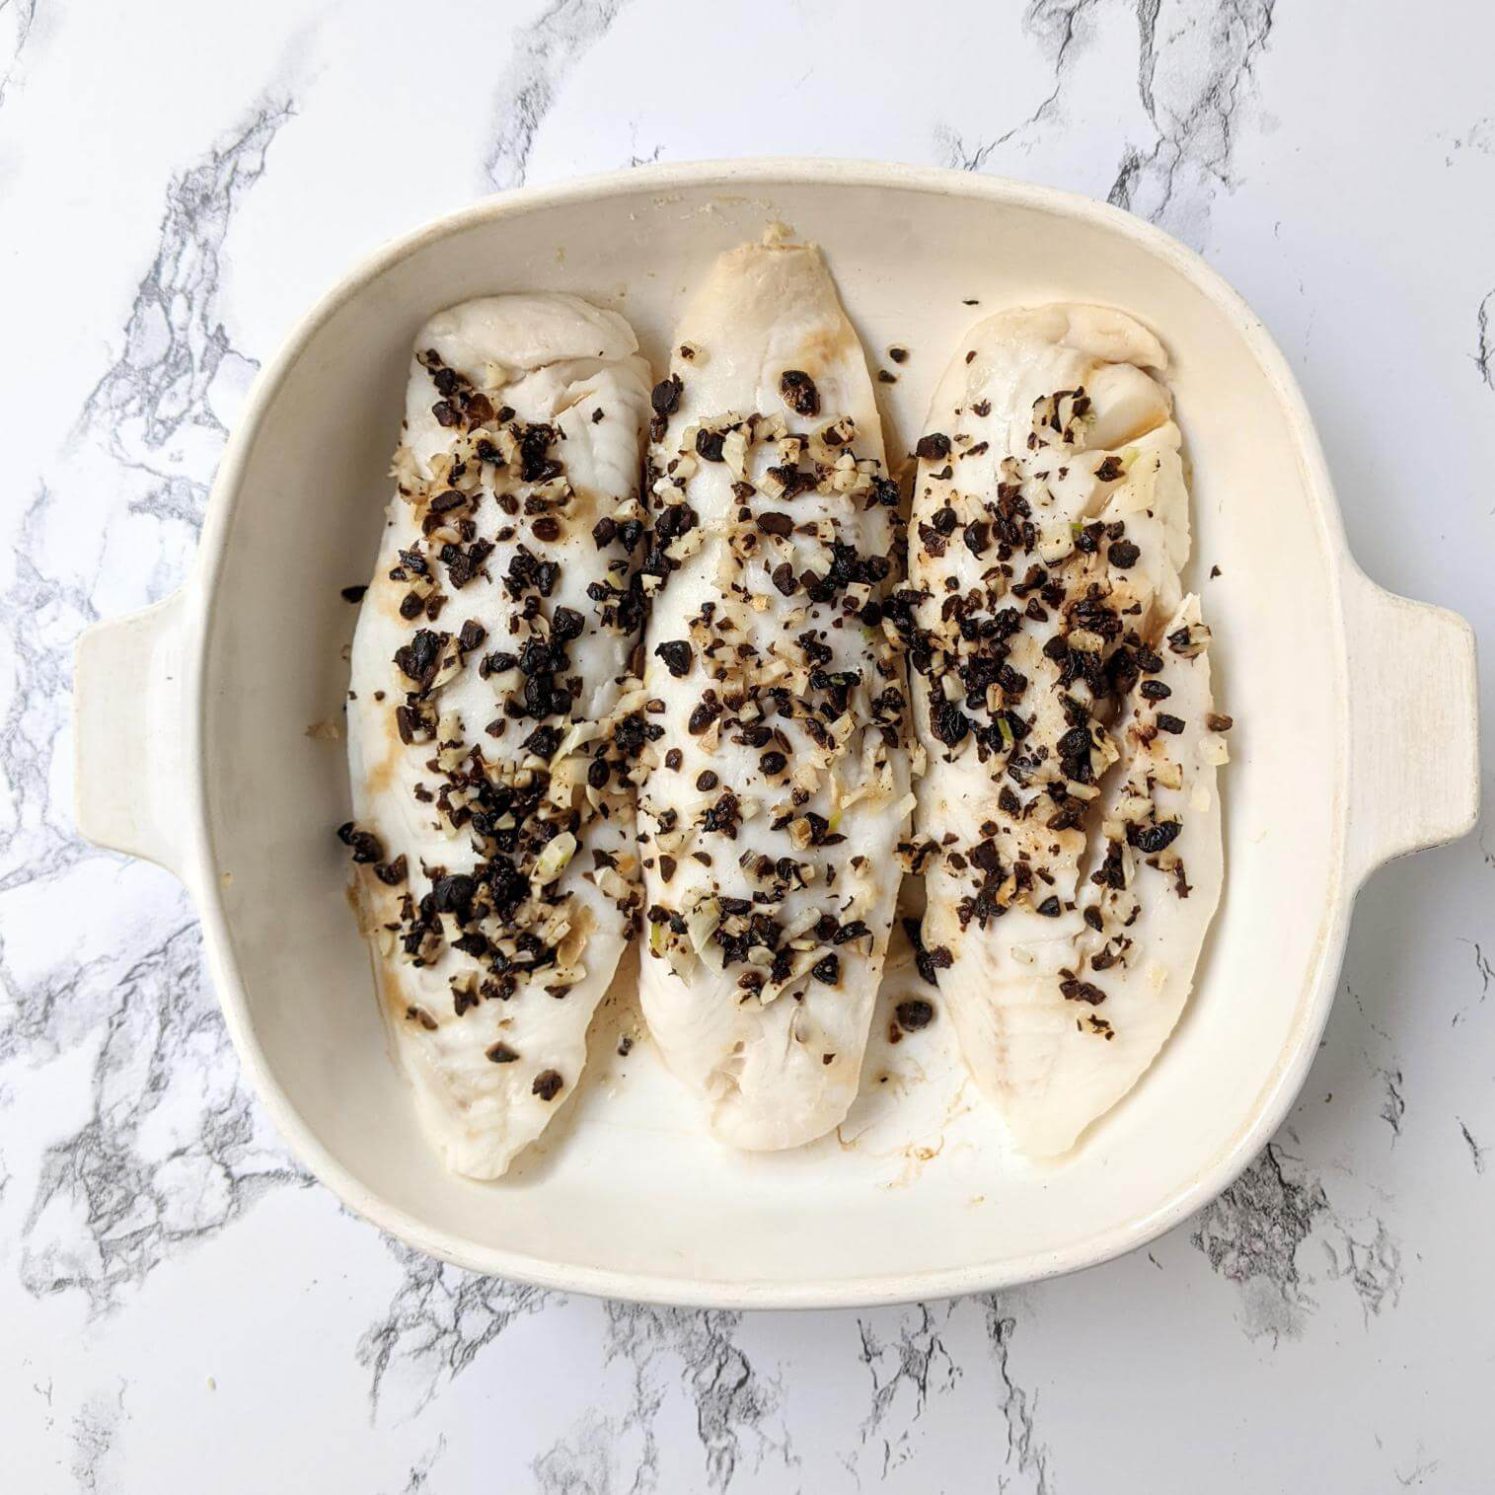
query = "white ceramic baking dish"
xmin=73 ymin=161 xmax=1478 ymax=1309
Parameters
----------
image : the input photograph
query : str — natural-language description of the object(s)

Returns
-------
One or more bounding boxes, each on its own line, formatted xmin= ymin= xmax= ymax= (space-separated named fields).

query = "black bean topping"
xmin=651 ymin=375 xmax=682 ymax=417
xmin=693 ymin=770 xmax=718 ymax=792
xmin=442 ymin=539 xmax=494 ymax=590
xmin=522 ymin=724 xmax=561 ymax=758
xmin=592 ymin=516 xmax=618 ymax=548
xmin=894 ymin=998 xmax=935 ymax=1031
xmin=393 ymin=629 xmax=447 ymax=692
xmin=1109 ymin=540 xmax=1140 ymax=569
xmin=932 ymin=701 xmax=969 ymax=747
xmin=701 ymin=791 xmax=741 ymax=837
xmin=779 ymin=369 xmax=820 ymax=417
xmin=1089 ymin=841 xmax=1124 ymax=890
xmin=549 ymin=607 xmax=584 ymax=645
xmin=1140 ymin=679 xmax=1172 ymax=701
xmin=517 ymin=424 xmax=562 ymax=484
xmin=655 ymin=502 xmax=698 ymax=543
xmin=1036 ymin=895 xmax=1062 ymax=917
xmin=431 ymin=873 xmax=478 ymax=919
xmin=1207 ymin=713 xmax=1234 ymax=732
xmin=665 ymin=747 xmax=683 ymax=770
xmin=458 ymin=619 xmax=487 ymax=653
xmin=758 ymin=511 xmax=794 ymax=538
xmin=771 ymin=562 xmax=798 ymax=596
xmin=1060 ymin=978 xmax=1107 ymax=1005
xmin=532 ymin=515 xmax=562 ymax=543
xmin=695 ymin=428 xmax=726 ymax=462
xmin=486 ymin=1042 xmax=519 ymax=1064
xmin=765 ymin=463 xmax=817 ymax=499
xmin=1128 ymin=820 xmax=1182 ymax=854
xmin=336 ymin=822 xmax=385 ymax=864
xmin=906 ymin=926 xmax=953 ymax=984
xmin=1155 ymin=713 xmax=1185 ymax=734
xmin=759 ymin=751 xmax=787 ymax=777
xmin=915 ymin=433 xmax=951 ymax=461
xmin=997 ymin=664 xmax=1029 ymax=696
xmin=655 ymin=639 xmax=693 ymax=678
xmin=1095 ymin=455 xmax=1124 ymax=482
xmin=812 ymin=953 xmax=840 ymax=984
xmin=1058 ymin=724 xmax=1093 ymax=760
xmin=532 ymin=1070 xmax=564 ymax=1101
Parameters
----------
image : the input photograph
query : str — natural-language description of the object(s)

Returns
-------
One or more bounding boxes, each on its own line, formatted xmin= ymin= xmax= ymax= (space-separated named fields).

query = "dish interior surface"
xmin=200 ymin=170 xmax=1343 ymax=1299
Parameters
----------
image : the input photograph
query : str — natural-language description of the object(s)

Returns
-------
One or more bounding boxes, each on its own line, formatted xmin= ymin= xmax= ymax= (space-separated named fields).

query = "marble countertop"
xmin=3 ymin=1 xmax=1491 ymax=1489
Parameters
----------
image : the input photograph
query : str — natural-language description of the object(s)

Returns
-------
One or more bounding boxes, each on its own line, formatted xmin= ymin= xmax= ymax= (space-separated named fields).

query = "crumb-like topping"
xmin=343 ymin=347 xmax=648 ymax=1027
xmin=638 ymin=384 xmax=910 ymax=1009
xmin=901 ymin=384 xmax=1225 ymax=1036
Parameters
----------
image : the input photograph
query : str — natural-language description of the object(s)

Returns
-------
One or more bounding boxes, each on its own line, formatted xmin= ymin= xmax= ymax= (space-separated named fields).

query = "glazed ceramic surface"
xmin=74 ymin=162 xmax=1478 ymax=1307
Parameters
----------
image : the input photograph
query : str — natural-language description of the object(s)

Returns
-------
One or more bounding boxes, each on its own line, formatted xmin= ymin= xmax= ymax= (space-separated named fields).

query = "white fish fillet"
xmin=345 ymin=294 xmax=651 ymax=1179
xmin=636 ymin=242 xmax=911 ymax=1149
xmin=904 ymin=304 xmax=1226 ymax=1156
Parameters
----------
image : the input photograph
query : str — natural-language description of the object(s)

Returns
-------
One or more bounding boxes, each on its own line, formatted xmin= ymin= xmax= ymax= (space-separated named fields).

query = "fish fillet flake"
xmin=900 ymin=303 xmax=1226 ymax=1156
xmin=345 ymin=294 xmax=651 ymax=1178
xmin=636 ymin=242 xmax=912 ymax=1150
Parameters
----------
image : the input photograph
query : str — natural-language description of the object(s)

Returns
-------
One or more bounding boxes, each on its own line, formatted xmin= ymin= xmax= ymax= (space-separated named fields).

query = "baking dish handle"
xmin=73 ymin=589 xmax=190 ymax=879
xmin=1344 ymin=569 xmax=1480 ymax=886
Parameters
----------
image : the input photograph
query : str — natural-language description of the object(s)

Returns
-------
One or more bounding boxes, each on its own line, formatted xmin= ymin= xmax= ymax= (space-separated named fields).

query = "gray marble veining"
xmin=359 ymin=1242 xmax=554 ymax=1415
xmin=20 ymin=921 xmax=304 ymax=1316
xmin=484 ymin=0 xmax=632 ymax=191
xmin=83 ymin=96 xmax=294 ymax=531
xmin=1106 ymin=0 xmax=1276 ymax=239
xmin=0 ymin=0 xmax=39 ymax=110
xmin=1476 ymin=291 xmax=1494 ymax=392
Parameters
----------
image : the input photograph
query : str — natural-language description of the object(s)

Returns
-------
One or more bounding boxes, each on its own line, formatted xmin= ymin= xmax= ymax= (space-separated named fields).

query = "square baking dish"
xmin=74 ymin=161 xmax=1478 ymax=1308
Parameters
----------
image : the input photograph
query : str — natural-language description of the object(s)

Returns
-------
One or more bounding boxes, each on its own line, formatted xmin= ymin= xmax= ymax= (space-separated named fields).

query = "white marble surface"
xmin=2 ymin=1 xmax=1492 ymax=1489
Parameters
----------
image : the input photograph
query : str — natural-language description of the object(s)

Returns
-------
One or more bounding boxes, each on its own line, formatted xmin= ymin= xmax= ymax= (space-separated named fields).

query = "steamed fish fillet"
xmin=637 ymin=242 xmax=911 ymax=1149
xmin=902 ymin=304 xmax=1226 ymax=1156
xmin=344 ymin=294 xmax=651 ymax=1179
